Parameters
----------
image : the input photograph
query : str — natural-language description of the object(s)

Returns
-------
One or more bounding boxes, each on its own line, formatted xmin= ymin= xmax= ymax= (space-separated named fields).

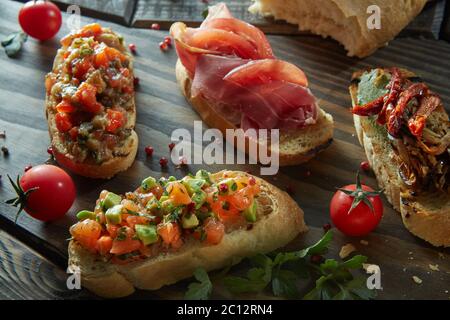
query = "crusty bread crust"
xmin=249 ymin=0 xmax=427 ymax=58
xmin=350 ymin=68 xmax=450 ymax=247
xmin=175 ymin=59 xmax=334 ymax=166
xmin=68 ymin=172 xmax=308 ymax=298
xmin=46 ymin=31 xmax=138 ymax=179
xmin=51 ymin=131 xmax=138 ymax=180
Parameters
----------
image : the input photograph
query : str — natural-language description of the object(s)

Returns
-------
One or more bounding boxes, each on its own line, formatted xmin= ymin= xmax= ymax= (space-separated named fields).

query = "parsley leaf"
xmin=1 ymin=32 xmax=28 ymax=57
xmin=185 ymin=268 xmax=213 ymax=300
xmin=184 ymin=231 xmax=377 ymax=300
xmin=272 ymin=269 xmax=299 ymax=298
xmin=273 ymin=230 xmax=333 ymax=267
xmin=223 ymin=254 xmax=272 ymax=293
xmin=304 ymin=255 xmax=375 ymax=300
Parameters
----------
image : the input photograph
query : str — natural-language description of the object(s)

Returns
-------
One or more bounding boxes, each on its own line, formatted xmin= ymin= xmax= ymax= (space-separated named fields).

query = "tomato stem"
xmin=336 ymin=171 xmax=383 ymax=215
xmin=5 ymin=174 xmax=39 ymax=223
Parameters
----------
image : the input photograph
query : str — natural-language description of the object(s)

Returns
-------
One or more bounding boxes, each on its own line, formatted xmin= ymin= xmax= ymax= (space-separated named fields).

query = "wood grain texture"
xmin=131 ymin=0 xmax=447 ymax=37
xmin=441 ymin=0 xmax=450 ymax=41
xmin=53 ymin=0 xmax=137 ymax=25
xmin=398 ymin=0 xmax=446 ymax=39
xmin=0 ymin=226 xmax=94 ymax=299
xmin=0 ymin=0 xmax=450 ymax=299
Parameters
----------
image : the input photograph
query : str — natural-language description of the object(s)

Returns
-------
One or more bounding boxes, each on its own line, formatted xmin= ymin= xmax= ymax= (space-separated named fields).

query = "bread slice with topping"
xmin=350 ymin=68 xmax=450 ymax=247
xmin=68 ymin=170 xmax=307 ymax=298
xmin=45 ymin=24 xmax=138 ymax=179
xmin=176 ymin=60 xmax=334 ymax=166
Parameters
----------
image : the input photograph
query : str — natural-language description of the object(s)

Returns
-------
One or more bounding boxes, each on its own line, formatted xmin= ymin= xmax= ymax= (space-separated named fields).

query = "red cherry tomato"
xmin=18 ymin=1 xmax=62 ymax=41
xmin=7 ymin=165 xmax=76 ymax=222
xmin=330 ymin=183 xmax=383 ymax=237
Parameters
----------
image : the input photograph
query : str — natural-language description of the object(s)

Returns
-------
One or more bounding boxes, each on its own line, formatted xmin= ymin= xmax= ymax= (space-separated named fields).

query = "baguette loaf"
xmin=45 ymin=24 xmax=138 ymax=179
xmin=176 ymin=59 xmax=334 ymax=166
xmin=249 ymin=0 xmax=427 ymax=58
xmin=350 ymin=68 xmax=450 ymax=247
xmin=68 ymin=171 xmax=307 ymax=298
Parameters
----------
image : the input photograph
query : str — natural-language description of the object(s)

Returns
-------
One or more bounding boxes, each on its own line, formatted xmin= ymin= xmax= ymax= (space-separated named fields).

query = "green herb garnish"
xmin=1 ymin=32 xmax=28 ymax=58
xmin=185 ymin=231 xmax=377 ymax=300
xmin=185 ymin=268 xmax=213 ymax=300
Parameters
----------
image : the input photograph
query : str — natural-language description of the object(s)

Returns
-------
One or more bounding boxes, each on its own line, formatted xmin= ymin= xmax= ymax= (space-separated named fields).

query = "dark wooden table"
xmin=0 ymin=0 xmax=449 ymax=300
xmin=48 ymin=0 xmax=449 ymax=38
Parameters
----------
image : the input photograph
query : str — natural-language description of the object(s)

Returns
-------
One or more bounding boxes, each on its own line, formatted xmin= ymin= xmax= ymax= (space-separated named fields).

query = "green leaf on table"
xmin=185 ymin=267 xmax=213 ymax=300
xmin=1 ymin=32 xmax=28 ymax=57
xmin=341 ymin=254 xmax=367 ymax=269
xmin=273 ymin=230 xmax=333 ymax=267
xmin=303 ymin=275 xmax=334 ymax=300
xmin=345 ymin=277 xmax=377 ymax=300
xmin=272 ymin=269 xmax=299 ymax=298
xmin=223 ymin=255 xmax=273 ymax=294
xmin=304 ymin=254 xmax=376 ymax=300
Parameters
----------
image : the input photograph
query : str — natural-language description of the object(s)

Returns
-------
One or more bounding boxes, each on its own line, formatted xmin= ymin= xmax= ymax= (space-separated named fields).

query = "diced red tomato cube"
xmin=70 ymin=219 xmax=102 ymax=253
xmin=55 ymin=112 xmax=73 ymax=132
xmin=94 ymin=50 xmax=109 ymax=68
xmin=204 ymin=218 xmax=225 ymax=245
xmin=106 ymin=224 xmax=119 ymax=238
xmin=110 ymin=227 xmax=141 ymax=255
xmin=69 ymin=127 xmax=79 ymax=140
xmin=158 ymin=222 xmax=182 ymax=249
xmin=106 ymin=109 xmax=125 ymax=133
xmin=75 ymin=82 xmax=103 ymax=114
xmin=73 ymin=57 xmax=93 ymax=79
xmin=56 ymin=100 xmax=76 ymax=113
xmin=96 ymin=236 xmax=113 ymax=255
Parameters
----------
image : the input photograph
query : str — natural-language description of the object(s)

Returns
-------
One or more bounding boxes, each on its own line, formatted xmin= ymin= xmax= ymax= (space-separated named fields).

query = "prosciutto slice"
xmin=193 ymin=55 xmax=318 ymax=130
xmin=171 ymin=3 xmax=318 ymax=131
xmin=170 ymin=3 xmax=274 ymax=75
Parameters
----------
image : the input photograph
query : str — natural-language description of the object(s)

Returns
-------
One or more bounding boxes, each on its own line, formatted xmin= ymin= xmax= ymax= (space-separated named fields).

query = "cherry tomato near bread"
xmin=7 ymin=165 xmax=76 ymax=222
xmin=18 ymin=1 xmax=62 ymax=41
xmin=330 ymin=173 xmax=383 ymax=237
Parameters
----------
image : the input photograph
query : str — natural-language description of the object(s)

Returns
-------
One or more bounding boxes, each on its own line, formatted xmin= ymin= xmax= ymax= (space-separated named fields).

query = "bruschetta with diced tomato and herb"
xmin=45 ymin=23 xmax=138 ymax=179
xmin=68 ymin=170 xmax=307 ymax=298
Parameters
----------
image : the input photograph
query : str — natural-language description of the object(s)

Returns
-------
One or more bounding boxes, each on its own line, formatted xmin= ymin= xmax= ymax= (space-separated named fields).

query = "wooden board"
xmin=52 ymin=0 xmax=137 ymax=26
xmin=0 ymin=1 xmax=450 ymax=299
xmin=398 ymin=0 xmax=446 ymax=38
xmin=0 ymin=226 xmax=95 ymax=299
xmin=441 ymin=0 xmax=450 ymax=41
xmin=14 ymin=0 xmax=449 ymax=37
xmin=131 ymin=0 xmax=447 ymax=38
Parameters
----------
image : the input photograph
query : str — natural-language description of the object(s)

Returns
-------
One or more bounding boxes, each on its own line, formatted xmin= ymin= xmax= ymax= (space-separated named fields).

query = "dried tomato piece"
xmin=387 ymin=83 xmax=428 ymax=138
xmin=352 ymin=94 xmax=386 ymax=116
xmin=377 ymin=68 xmax=403 ymax=125
xmin=408 ymin=94 xmax=441 ymax=137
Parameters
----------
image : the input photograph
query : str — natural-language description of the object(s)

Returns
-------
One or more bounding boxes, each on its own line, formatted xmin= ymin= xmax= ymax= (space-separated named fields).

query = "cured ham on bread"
xmin=171 ymin=3 xmax=334 ymax=166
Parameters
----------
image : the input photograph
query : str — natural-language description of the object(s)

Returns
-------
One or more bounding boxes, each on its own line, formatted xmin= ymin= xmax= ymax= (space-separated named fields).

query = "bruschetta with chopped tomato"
xmin=45 ymin=23 xmax=138 ymax=179
xmin=68 ymin=170 xmax=307 ymax=298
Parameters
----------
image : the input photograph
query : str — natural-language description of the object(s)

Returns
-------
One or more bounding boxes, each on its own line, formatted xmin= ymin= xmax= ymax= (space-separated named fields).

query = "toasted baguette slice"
xmin=176 ymin=59 xmax=334 ymax=166
xmin=350 ymin=68 xmax=450 ymax=247
xmin=46 ymin=25 xmax=138 ymax=179
xmin=68 ymin=171 xmax=307 ymax=298
xmin=249 ymin=0 xmax=427 ymax=58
